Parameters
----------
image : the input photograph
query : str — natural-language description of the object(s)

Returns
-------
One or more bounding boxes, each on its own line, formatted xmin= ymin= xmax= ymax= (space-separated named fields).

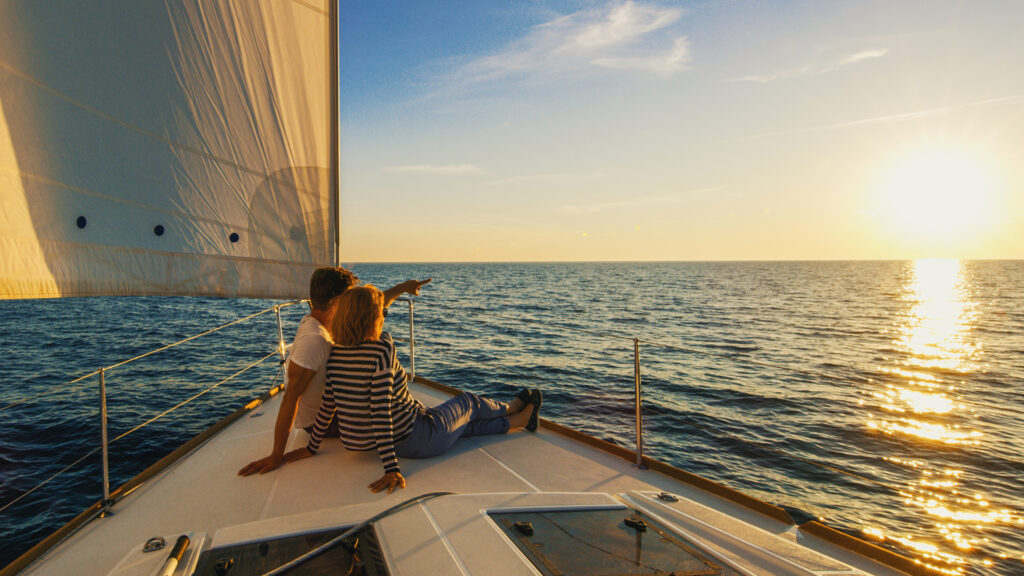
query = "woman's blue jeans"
xmin=396 ymin=392 xmax=509 ymax=459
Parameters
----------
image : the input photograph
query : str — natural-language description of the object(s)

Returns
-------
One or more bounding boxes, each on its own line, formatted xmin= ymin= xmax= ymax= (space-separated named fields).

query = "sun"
xmin=874 ymin=147 xmax=1001 ymax=249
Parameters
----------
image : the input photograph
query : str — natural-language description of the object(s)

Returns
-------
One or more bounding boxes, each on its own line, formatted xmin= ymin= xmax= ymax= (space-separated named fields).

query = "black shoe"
xmin=516 ymin=389 xmax=532 ymax=410
xmin=527 ymin=389 xmax=542 ymax=432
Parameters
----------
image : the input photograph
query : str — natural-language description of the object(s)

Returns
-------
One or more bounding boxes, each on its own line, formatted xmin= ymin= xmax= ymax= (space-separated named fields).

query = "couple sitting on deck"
xmin=238 ymin=267 xmax=542 ymax=494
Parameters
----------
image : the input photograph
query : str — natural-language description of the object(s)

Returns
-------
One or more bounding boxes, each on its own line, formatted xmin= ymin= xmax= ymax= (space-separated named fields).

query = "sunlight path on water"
xmin=861 ymin=259 xmax=1020 ymax=575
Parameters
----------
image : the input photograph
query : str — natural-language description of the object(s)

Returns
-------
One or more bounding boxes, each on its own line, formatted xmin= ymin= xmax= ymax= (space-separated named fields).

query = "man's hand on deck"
xmin=282 ymin=447 xmax=315 ymax=464
xmin=238 ymin=454 xmax=283 ymax=476
xmin=369 ymin=471 xmax=406 ymax=494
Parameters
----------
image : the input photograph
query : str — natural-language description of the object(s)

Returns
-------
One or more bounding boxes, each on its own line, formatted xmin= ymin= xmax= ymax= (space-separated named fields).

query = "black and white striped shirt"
xmin=306 ymin=334 xmax=423 ymax=474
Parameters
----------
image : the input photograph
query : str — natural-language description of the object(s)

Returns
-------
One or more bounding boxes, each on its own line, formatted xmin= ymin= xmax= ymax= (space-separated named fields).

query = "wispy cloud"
xmin=733 ymin=94 xmax=1024 ymax=141
xmin=441 ymin=1 xmax=690 ymax=91
xmin=386 ymin=164 xmax=488 ymax=176
xmin=485 ymin=172 xmax=605 ymax=187
xmin=593 ymin=36 xmax=691 ymax=75
xmin=559 ymin=188 xmax=720 ymax=214
xmin=727 ymin=48 xmax=889 ymax=83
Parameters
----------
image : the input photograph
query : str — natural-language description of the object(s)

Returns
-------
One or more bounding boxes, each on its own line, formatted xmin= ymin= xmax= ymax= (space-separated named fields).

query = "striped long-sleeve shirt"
xmin=306 ymin=334 xmax=423 ymax=474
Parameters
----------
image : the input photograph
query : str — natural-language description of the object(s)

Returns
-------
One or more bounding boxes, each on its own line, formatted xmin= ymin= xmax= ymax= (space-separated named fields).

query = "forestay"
xmin=0 ymin=0 xmax=336 ymax=299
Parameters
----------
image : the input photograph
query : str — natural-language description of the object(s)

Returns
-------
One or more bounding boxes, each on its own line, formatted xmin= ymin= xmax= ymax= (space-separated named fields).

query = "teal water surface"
xmin=1 ymin=260 xmax=1022 ymax=575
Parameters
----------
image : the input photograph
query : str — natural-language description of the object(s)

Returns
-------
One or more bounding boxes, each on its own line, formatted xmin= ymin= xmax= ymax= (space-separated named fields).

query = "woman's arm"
xmin=368 ymin=363 xmax=401 ymax=475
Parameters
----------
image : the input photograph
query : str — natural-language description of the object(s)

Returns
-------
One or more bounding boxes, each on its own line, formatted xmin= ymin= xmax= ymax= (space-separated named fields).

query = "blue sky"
xmin=338 ymin=0 xmax=1024 ymax=262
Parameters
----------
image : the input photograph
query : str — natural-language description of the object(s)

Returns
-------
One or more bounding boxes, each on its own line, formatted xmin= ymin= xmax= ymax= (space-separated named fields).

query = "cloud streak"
xmin=733 ymin=94 xmax=1024 ymax=141
xmin=386 ymin=164 xmax=487 ymax=176
xmin=485 ymin=172 xmax=605 ymax=187
xmin=559 ymin=188 xmax=721 ymax=214
xmin=441 ymin=1 xmax=690 ymax=91
xmin=728 ymin=48 xmax=889 ymax=83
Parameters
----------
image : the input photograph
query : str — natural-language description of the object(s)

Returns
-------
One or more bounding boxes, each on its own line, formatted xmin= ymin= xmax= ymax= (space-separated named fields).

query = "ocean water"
xmin=1 ymin=260 xmax=1022 ymax=575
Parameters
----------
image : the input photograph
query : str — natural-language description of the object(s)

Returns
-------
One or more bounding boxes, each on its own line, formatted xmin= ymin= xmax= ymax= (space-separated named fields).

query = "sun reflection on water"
xmin=860 ymin=259 xmax=1020 ymax=574
xmin=867 ymin=259 xmax=981 ymax=445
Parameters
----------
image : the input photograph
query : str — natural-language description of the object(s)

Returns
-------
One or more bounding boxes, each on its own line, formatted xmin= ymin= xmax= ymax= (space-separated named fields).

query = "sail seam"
xmin=0 ymin=58 xmax=320 ymax=196
xmin=1 ymin=166 xmax=318 ymax=249
xmin=291 ymin=0 xmax=329 ymax=16
xmin=30 ymin=240 xmax=323 ymax=267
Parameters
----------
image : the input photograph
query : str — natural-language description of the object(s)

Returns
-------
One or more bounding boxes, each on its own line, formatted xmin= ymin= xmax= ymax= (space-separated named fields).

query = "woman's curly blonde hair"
xmin=329 ymin=285 xmax=384 ymax=346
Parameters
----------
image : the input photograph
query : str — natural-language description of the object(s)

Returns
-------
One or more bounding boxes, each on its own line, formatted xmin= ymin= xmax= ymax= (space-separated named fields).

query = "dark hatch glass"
xmin=491 ymin=509 xmax=740 ymax=576
xmin=192 ymin=525 xmax=388 ymax=576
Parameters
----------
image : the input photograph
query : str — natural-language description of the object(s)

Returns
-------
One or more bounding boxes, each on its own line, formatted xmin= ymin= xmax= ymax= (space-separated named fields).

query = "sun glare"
xmin=875 ymin=148 xmax=1001 ymax=249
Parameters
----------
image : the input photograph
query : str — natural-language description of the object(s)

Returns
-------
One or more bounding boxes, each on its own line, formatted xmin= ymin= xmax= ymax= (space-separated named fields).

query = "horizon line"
xmin=338 ymin=257 xmax=1023 ymax=265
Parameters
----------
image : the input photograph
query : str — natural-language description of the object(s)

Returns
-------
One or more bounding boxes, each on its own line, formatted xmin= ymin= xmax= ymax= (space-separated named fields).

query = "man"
xmin=238 ymin=267 xmax=430 ymax=476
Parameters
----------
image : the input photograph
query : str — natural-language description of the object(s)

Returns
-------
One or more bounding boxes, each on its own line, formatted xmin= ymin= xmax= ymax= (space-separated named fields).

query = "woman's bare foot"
xmin=509 ymin=405 xmax=532 ymax=429
xmin=509 ymin=389 xmax=532 ymax=414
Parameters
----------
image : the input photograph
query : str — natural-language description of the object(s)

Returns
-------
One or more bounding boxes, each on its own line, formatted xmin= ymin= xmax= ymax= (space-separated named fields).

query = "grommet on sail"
xmin=0 ymin=0 xmax=338 ymax=300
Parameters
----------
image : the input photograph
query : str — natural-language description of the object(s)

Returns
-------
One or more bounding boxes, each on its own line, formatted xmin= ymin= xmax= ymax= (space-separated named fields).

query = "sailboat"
xmin=1 ymin=1 xmax=927 ymax=574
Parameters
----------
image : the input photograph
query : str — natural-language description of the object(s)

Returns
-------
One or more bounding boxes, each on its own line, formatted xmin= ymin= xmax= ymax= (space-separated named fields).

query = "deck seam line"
xmin=478 ymin=447 xmax=541 ymax=493
xmin=257 ymin=429 xmax=309 ymax=520
xmin=258 ymin=474 xmax=283 ymax=520
xmin=419 ymin=503 xmax=471 ymax=576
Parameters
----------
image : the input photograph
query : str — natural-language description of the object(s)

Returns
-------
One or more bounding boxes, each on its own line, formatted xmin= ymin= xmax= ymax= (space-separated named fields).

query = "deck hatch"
xmin=491 ymin=509 xmax=740 ymax=576
xmin=191 ymin=525 xmax=387 ymax=576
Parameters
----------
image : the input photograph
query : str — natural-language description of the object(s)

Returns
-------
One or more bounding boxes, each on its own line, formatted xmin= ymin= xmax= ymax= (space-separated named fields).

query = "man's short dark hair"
xmin=309 ymin=267 xmax=358 ymax=310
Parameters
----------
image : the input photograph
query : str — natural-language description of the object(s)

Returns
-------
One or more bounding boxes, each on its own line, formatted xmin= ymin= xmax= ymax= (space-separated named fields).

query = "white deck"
xmin=21 ymin=383 xmax=910 ymax=576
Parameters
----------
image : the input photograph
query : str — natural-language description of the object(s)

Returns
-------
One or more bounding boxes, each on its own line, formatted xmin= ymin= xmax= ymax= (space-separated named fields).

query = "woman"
xmin=282 ymin=285 xmax=541 ymax=494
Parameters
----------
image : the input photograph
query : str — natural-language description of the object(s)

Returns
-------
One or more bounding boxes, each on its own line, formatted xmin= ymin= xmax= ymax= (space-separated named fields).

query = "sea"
xmin=1 ymin=260 xmax=1022 ymax=576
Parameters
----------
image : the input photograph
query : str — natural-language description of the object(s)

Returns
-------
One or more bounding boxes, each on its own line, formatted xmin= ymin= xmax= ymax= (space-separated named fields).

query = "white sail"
xmin=0 ymin=0 xmax=335 ymax=299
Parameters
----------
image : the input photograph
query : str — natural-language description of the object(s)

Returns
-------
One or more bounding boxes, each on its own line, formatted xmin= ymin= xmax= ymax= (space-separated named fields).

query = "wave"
xmin=3 ymin=262 xmax=1024 ymax=575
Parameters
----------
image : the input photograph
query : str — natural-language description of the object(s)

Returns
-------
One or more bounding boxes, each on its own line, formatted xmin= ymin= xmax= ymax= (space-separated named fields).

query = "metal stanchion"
xmin=99 ymin=368 xmax=113 ymax=515
xmin=274 ymin=305 xmax=286 ymax=363
xmin=408 ymin=300 xmax=416 ymax=382
xmin=633 ymin=339 xmax=645 ymax=469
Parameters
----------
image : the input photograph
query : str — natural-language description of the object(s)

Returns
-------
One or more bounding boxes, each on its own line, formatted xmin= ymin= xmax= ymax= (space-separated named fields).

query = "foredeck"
xmin=19 ymin=382 xmax=911 ymax=576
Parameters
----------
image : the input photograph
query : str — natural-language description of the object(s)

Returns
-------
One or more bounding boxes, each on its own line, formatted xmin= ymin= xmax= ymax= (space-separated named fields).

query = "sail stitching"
xmin=34 ymin=242 xmax=320 ymax=272
xmin=1 ymin=166 xmax=315 ymax=249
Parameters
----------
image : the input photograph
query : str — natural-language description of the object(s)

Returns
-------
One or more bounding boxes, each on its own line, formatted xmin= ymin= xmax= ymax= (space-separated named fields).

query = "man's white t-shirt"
xmin=288 ymin=314 xmax=333 ymax=429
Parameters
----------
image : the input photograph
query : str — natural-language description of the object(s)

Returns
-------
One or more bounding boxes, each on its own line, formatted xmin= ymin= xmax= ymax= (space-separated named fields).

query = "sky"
xmin=337 ymin=0 xmax=1024 ymax=262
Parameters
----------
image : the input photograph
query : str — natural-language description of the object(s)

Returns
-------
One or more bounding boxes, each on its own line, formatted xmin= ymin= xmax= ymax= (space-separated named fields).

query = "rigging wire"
xmin=0 ymin=448 xmax=102 ymax=515
xmin=643 ymin=403 xmax=891 ymax=490
xmin=0 ymin=301 xmax=305 ymax=415
xmin=109 ymin=350 xmax=279 ymax=445
xmin=641 ymin=338 xmax=1024 ymax=419
xmin=0 ymin=350 xmax=282 ymax=516
xmin=421 ymin=301 xmax=1012 ymax=499
xmin=454 ymin=369 xmax=893 ymax=493
xmin=424 ymin=301 xmax=1024 ymax=420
